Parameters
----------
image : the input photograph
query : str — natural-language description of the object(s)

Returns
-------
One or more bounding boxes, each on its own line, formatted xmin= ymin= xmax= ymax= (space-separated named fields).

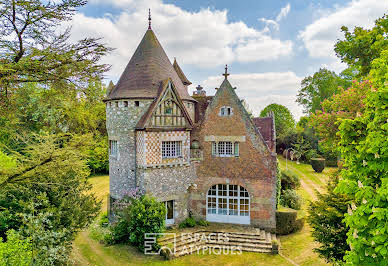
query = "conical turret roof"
xmin=106 ymin=29 xmax=194 ymax=101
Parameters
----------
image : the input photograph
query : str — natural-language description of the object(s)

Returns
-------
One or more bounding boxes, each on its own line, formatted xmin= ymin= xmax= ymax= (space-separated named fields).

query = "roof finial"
xmin=222 ymin=64 xmax=230 ymax=79
xmin=148 ymin=9 xmax=151 ymax=29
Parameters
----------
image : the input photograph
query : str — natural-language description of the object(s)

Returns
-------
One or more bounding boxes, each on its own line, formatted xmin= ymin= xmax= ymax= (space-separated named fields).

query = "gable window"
xmin=162 ymin=141 xmax=182 ymax=158
xmin=165 ymin=107 xmax=172 ymax=114
xmin=212 ymin=141 xmax=239 ymax=157
xmin=220 ymin=106 xmax=233 ymax=116
xmin=109 ymin=140 xmax=118 ymax=156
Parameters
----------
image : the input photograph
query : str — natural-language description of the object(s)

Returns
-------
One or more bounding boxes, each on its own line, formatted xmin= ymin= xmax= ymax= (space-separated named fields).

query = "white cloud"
xmin=259 ymin=3 xmax=291 ymax=31
xmin=67 ymin=0 xmax=293 ymax=78
xmin=235 ymin=37 xmax=293 ymax=62
xmin=276 ymin=3 xmax=291 ymax=21
xmin=201 ymin=72 xmax=304 ymax=120
xmin=299 ymin=0 xmax=388 ymax=59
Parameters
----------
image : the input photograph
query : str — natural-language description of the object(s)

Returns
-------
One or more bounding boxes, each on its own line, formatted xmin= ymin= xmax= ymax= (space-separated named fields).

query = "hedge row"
xmin=276 ymin=208 xmax=304 ymax=235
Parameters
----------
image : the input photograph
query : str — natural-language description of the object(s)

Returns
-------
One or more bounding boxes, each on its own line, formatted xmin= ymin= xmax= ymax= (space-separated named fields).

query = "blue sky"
xmin=70 ymin=0 xmax=388 ymax=119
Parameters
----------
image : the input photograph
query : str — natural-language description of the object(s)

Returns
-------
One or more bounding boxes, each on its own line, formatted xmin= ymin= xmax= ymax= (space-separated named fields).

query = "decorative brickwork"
xmin=137 ymin=130 xmax=190 ymax=167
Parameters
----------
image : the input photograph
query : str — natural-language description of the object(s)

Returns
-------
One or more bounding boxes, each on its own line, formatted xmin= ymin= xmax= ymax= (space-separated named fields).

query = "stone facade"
xmin=106 ymin=99 xmax=152 ymax=198
xmin=105 ymin=26 xmax=277 ymax=231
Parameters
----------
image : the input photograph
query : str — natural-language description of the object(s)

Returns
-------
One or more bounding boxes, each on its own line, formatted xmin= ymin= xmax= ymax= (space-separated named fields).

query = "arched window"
xmin=206 ymin=184 xmax=250 ymax=224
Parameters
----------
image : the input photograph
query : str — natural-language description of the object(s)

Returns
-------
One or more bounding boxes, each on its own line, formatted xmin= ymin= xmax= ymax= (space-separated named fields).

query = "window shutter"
xmin=212 ymin=142 xmax=216 ymax=156
xmin=234 ymin=142 xmax=239 ymax=157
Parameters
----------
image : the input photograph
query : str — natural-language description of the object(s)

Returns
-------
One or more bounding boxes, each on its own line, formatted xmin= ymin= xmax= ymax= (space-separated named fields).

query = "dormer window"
xmin=220 ymin=106 xmax=233 ymax=116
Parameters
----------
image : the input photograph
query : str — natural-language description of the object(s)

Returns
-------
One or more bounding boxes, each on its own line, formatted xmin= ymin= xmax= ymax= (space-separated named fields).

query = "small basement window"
xmin=135 ymin=101 xmax=140 ymax=107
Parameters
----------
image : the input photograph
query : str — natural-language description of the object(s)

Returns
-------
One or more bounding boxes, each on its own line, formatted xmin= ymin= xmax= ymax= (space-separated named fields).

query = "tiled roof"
xmin=173 ymin=58 xmax=192 ymax=86
xmin=106 ymin=29 xmax=194 ymax=101
xmin=252 ymin=117 xmax=275 ymax=150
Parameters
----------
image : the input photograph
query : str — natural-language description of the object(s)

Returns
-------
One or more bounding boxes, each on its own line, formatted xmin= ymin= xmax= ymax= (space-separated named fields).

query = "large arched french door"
xmin=206 ymin=184 xmax=250 ymax=225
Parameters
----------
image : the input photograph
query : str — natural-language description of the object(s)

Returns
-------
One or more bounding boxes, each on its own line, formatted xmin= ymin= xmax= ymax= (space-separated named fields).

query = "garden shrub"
xmin=197 ymin=219 xmax=209 ymax=227
xmin=307 ymin=171 xmax=352 ymax=263
xmin=0 ymin=230 xmax=32 ymax=266
xmin=110 ymin=195 xmax=166 ymax=251
xmin=99 ymin=212 xmax=109 ymax=228
xmin=305 ymin=149 xmax=319 ymax=162
xmin=276 ymin=209 xmax=304 ymax=235
xmin=311 ymin=158 xmax=325 ymax=173
xmin=179 ymin=217 xmax=196 ymax=228
xmin=281 ymin=189 xmax=302 ymax=210
xmin=281 ymin=170 xmax=301 ymax=190
xmin=89 ymin=214 xmax=111 ymax=244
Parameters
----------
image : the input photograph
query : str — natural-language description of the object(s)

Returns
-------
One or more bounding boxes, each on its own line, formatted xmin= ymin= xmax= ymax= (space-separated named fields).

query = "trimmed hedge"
xmin=276 ymin=208 xmax=304 ymax=235
xmin=281 ymin=170 xmax=301 ymax=190
xmin=311 ymin=158 xmax=325 ymax=173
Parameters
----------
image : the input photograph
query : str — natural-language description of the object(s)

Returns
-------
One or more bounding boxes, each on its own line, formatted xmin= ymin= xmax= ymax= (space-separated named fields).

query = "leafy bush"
xmin=281 ymin=189 xmax=302 ymax=210
xmin=281 ymin=170 xmax=301 ymax=190
xmin=197 ymin=219 xmax=209 ymax=227
xmin=99 ymin=212 xmax=109 ymax=228
xmin=110 ymin=195 xmax=166 ymax=251
xmin=305 ymin=149 xmax=319 ymax=162
xmin=276 ymin=209 xmax=304 ymax=235
xmin=87 ymin=135 xmax=109 ymax=174
xmin=179 ymin=217 xmax=196 ymax=228
xmin=311 ymin=158 xmax=325 ymax=173
xmin=0 ymin=230 xmax=32 ymax=266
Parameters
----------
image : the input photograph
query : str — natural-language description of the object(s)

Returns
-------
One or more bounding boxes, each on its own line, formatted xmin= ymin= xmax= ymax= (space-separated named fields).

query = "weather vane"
xmin=222 ymin=64 xmax=230 ymax=79
xmin=148 ymin=9 xmax=151 ymax=29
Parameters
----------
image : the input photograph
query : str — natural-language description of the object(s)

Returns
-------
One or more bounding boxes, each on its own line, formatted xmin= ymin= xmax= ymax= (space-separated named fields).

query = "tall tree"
xmin=0 ymin=0 xmax=111 ymax=101
xmin=336 ymin=49 xmax=388 ymax=264
xmin=309 ymin=80 xmax=370 ymax=151
xmin=260 ymin=103 xmax=295 ymax=138
xmin=296 ymin=68 xmax=351 ymax=114
xmin=0 ymin=134 xmax=101 ymax=263
xmin=335 ymin=15 xmax=388 ymax=77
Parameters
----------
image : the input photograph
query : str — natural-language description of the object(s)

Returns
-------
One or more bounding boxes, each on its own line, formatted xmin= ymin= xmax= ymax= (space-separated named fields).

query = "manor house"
xmin=104 ymin=17 xmax=277 ymax=231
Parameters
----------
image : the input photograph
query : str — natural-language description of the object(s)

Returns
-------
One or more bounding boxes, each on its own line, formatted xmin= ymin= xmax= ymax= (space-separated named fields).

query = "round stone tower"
xmin=104 ymin=25 xmax=195 ymax=201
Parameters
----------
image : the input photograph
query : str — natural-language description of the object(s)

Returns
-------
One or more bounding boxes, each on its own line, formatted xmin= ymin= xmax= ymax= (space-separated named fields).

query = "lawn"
xmin=71 ymin=158 xmax=336 ymax=265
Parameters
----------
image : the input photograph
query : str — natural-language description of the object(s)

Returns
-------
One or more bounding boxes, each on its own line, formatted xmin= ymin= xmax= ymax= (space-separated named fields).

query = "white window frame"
xmin=220 ymin=106 xmax=233 ymax=116
xmin=162 ymin=141 xmax=182 ymax=158
xmin=206 ymin=184 xmax=250 ymax=224
xmin=212 ymin=141 xmax=239 ymax=157
xmin=109 ymin=140 xmax=118 ymax=157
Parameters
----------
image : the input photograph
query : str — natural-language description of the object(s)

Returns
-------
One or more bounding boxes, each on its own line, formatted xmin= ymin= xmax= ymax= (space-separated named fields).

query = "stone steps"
xmin=159 ymin=229 xmax=268 ymax=244
xmin=158 ymin=228 xmax=279 ymax=259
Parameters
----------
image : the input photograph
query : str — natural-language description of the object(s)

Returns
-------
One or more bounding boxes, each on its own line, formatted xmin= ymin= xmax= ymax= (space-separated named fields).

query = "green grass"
xmin=71 ymin=159 xmax=335 ymax=265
